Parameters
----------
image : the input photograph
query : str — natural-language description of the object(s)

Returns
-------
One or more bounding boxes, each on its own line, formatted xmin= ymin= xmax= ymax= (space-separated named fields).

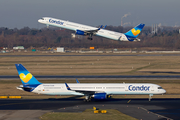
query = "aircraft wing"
xmin=65 ymin=83 xmax=103 ymax=95
xmin=83 ymin=25 xmax=103 ymax=33
xmin=72 ymin=90 xmax=96 ymax=95
xmin=75 ymin=25 xmax=103 ymax=40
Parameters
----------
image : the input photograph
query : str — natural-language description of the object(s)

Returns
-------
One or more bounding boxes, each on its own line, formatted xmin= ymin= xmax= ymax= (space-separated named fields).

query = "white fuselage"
xmin=27 ymin=83 xmax=166 ymax=96
xmin=38 ymin=17 xmax=129 ymax=41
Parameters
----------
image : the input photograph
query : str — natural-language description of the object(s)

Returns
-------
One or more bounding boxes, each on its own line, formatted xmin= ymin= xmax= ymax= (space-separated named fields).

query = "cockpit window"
xmin=158 ymin=87 xmax=163 ymax=89
xmin=41 ymin=18 xmax=44 ymax=20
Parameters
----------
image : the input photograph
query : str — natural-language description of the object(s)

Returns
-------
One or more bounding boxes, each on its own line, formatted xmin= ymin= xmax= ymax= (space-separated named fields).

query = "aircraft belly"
xmin=96 ymin=33 xmax=119 ymax=41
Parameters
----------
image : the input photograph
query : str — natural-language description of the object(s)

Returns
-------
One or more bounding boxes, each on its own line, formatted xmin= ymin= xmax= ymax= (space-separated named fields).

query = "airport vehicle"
xmin=38 ymin=17 xmax=145 ymax=41
xmin=15 ymin=64 xmax=166 ymax=101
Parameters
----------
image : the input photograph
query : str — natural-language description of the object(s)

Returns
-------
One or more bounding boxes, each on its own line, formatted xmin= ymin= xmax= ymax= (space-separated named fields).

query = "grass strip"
xmin=40 ymin=109 xmax=137 ymax=120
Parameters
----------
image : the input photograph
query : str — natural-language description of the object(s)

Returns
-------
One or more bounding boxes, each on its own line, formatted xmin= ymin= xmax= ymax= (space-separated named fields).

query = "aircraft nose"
xmin=163 ymin=89 xmax=166 ymax=94
xmin=38 ymin=19 xmax=42 ymax=23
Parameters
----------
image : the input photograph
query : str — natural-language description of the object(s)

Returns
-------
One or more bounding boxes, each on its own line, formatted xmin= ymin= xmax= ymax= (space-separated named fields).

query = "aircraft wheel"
xmin=87 ymin=37 xmax=93 ymax=40
xmin=84 ymin=98 xmax=91 ymax=102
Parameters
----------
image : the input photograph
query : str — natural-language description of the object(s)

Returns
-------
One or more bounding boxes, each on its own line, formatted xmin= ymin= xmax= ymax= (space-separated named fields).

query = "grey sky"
xmin=0 ymin=0 xmax=180 ymax=29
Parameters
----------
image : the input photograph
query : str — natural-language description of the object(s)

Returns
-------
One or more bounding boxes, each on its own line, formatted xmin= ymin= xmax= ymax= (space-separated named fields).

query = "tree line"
xmin=0 ymin=25 xmax=180 ymax=50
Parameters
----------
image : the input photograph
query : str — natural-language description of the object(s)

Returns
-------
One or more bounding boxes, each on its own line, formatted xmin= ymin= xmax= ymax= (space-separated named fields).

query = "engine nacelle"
xmin=76 ymin=30 xmax=86 ymax=35
xmin=92 ymin=93 xmax=107 ymax=100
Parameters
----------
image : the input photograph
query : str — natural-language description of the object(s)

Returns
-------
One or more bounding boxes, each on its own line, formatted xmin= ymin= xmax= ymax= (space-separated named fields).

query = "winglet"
xmin=65 ymin=83 xmax=71 ymax=90
xmin=97 ymin=25 xmax=103 ymax=30
xmin=103 ymin=25 xmax=107 ymax=29
xmin=76 ymin=79 xmax=80 ymax=83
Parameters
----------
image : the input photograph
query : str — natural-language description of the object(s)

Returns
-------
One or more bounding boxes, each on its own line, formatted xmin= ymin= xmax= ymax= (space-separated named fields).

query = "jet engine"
xmin=92 ymin=93 xmax=107 ymax=99
xmin=75 ymin=30 xmax=87 ymax=35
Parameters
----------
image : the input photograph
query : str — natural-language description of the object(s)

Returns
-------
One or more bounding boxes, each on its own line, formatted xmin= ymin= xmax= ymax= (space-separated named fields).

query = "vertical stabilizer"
xmin=124 ymin=23 xmax=145 ymax=41
xmin=15 ymin=64 xmax=41 ymax=86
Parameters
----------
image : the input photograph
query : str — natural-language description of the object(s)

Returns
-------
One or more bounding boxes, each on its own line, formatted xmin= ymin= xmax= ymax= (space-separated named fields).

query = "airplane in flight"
xmin=38 ymin=17 xmax=145 ymax=41
xmin=15 ymin=64 xmax=165 ymax=102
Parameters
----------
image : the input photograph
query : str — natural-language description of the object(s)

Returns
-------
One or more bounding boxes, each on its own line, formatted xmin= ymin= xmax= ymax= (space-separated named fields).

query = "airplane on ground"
xmin=15 ymin=64 xmax=166 ymax=102
xmin=38 ymin=17 xmax=145 ymax=41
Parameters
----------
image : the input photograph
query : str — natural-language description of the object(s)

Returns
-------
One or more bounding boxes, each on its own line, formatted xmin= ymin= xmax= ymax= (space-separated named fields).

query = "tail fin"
xmin=15 ymin=64 xmax=41 ymax=86
xmin=124 ymin=23 xmax=145 ymax=40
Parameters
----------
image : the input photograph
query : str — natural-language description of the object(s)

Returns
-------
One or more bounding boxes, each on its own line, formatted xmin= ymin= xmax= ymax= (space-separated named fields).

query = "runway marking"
xmin=139 ymin=107 xmax=173 ymax=120
xmin=127 ymin=100 xmax=131 ymax=103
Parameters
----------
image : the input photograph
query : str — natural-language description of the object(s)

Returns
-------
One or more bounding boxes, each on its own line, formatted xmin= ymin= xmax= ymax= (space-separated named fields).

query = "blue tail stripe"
xmin=136 ymin=23 xmax=145 ymax=29
xmin=16 ymin=64 xmax=27 ymax=72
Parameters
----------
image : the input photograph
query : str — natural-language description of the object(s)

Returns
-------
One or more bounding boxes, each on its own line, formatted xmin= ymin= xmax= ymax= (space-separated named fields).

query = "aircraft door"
xmin=38 ymin=85 xmax=44 ymax=93
xmin=151 ymin=86 xmax=154 ymax=92
xmin=125 ymin=85 xmax=128 ymax=91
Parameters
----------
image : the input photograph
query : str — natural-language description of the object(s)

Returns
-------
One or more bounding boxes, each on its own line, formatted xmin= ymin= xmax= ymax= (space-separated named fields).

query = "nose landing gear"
xmin=149 ymin=94 xmax=153 ymax=101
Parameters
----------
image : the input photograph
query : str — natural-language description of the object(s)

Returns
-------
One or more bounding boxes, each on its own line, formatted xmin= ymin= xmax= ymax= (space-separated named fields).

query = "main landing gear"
xmin=84 ymin=95 xmax=91 ymax=102
xmin=87 ymin=34 xmax=93 ymax=40
xmin=87 ymin=37 xmax=93 ymax=40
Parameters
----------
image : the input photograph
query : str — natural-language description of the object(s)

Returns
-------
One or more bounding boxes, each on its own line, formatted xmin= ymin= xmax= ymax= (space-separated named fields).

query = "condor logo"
xmin=49 ymin=19 xmax=64 ymax=25
xmin=128 ymin=85 xmax=150 ymax=91
xmin=19 ymin=73 xmax=32 ymax=83
xmin=131 ymin=28 xmax=141 ymax=36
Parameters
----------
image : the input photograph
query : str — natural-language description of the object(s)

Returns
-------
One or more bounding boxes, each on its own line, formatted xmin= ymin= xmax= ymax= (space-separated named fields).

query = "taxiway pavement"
xmin=0 ymin=98 xmax=179 ymax=120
